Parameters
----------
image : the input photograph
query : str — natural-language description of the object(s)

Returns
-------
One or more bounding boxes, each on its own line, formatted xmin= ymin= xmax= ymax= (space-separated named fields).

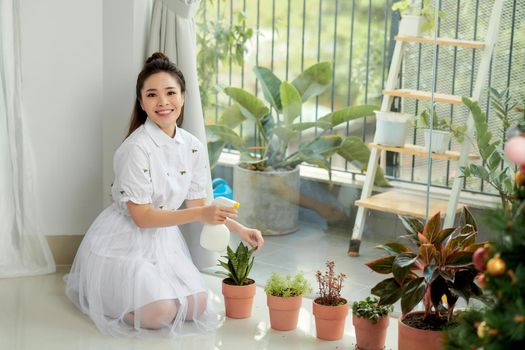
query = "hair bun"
xmin=146 ymin=52 xmax=170 ymax=65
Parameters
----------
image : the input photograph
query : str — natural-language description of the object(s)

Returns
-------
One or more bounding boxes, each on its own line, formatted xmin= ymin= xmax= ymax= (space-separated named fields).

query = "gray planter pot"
xmin=233 ymin=164 xmax=300 ymax=235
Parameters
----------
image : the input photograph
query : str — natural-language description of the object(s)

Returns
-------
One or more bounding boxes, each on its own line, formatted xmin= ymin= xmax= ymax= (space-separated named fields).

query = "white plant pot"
xmin=398 ymin=15 xmax=424 ymax=37
xmin=424 ymin=129 xmax=451 ymax=154
xmin=374 ymin=111 xmax=411 ymax=147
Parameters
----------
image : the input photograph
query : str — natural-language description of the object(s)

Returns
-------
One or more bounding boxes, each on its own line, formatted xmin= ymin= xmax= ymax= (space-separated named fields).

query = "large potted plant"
xmin=313 ymin=260 xmax=348 ymax=340
xmin=392 ymin=0 xmax=444 ymax=37
xmin=418 ymin=108 xmax=466 ymax=154
xmin=264 ymin=271 xmax=312 ymax=331
xmin=218 ymin=242 xmax=256 ymax=319
xmin=366 ymin=207 xmax=485 ymax=350
xmin=206 ymin=62 xmax=386 ymax=235
xmin=352 ymin=296 xmax=393 ymax=350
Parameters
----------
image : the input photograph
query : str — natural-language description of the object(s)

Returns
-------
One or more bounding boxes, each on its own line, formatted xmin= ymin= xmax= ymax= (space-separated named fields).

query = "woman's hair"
xmin=126 ymin=52 xmax=186 ymax=138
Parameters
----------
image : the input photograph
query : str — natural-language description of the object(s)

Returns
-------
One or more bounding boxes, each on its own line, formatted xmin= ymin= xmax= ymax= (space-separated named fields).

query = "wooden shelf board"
xmin=369 ymin=143 xmax=480 ymax=161
xmin=383 ymin=89 xmax=464 ymax=105
xmin=395 ymin=36 xmax=485 ymax=49
xmin=355 ymin=191 xmax=463 ymax=219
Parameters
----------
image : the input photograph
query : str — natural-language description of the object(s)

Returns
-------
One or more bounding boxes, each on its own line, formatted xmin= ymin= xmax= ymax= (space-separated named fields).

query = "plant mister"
xmin=200 ymin=196 xmax=240 ymax=252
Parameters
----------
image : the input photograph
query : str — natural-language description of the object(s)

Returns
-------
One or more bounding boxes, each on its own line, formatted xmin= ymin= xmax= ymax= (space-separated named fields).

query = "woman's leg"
xmin=184 ymin=292 xmax=208 ymax=321
xmin=124 ymin=299 xmax=178 ymax=330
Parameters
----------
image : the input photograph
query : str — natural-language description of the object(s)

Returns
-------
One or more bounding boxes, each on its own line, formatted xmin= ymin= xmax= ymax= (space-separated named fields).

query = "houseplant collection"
xmin=352 ymin=296 xmax=393 ymax=350
xmin=264 ymin=272 xmax=312 ymax=331
xmin=218 ymin=242 xmax=256 ymax=319
xmin=366 ymin=207 xmax=485 ymax=349
xmin=206 ymin=62 xmax=387 ymax=235
xmin=313 ymin=260 xmax=348 ymax=340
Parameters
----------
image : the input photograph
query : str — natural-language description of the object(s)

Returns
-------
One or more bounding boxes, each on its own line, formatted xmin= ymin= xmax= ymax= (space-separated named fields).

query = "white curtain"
xmin=0 ymin=0 xmax=55 ymax=277
xmin=147 ymin=0 xmax=217 ymax=269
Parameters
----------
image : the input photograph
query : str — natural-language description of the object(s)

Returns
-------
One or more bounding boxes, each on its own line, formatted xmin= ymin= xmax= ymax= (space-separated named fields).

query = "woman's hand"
xmin=238 ymin=227 xmax=264 ymax=251
xmin=200 ymin=204 xmax=238 ymax=225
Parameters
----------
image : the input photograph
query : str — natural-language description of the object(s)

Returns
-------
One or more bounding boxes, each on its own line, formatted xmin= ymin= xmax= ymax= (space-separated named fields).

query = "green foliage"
xmin=196 ymin=2 xmax=253 ymax=111
xmin=264 ymin=272 xmax=312 ymax=297
xmin=418 ymin=108 xmax=466 ymax=142
xmin=392 ymin=0 xmax=445 ymax=33
xmin=352 ymin=296 xmax=393 ymax=324
xmin=217 ymin=242 xmax=255 ymax=286
xmin=366 ymin=207 xmax=485 ymax=325
xmin=461 ymin=92 xmax=521 ymax=209
xmin=205 ymin=62 xmax=388 ymax=186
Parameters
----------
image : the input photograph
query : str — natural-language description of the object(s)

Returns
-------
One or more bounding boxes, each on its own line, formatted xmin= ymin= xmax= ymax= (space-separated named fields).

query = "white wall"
xmin=19 ymin=0 xmax=152 ymax=235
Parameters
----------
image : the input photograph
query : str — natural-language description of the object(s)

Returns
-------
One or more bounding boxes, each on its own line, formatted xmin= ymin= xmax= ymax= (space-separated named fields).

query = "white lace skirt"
xmin=64 ymin=204 xmax=218 ymax=337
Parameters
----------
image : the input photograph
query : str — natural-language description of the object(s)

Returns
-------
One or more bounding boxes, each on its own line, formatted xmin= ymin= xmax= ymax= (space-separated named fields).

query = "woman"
xmin=65 ymin=52 xmax=264 ymax=337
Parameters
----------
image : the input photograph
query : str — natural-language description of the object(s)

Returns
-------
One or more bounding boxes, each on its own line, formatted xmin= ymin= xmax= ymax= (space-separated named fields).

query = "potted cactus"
xmin=365 ymin=208 xmax=486 ymax=350
xmin=206 ymin=62 xmax=386 ymax=235
xmin=264 ymin=272 xmax=311 ymax=331
xmin=352 ymin=296 xmax=393 ymax=350
xmin=312 ymin=260 xmax=348 ymax=340
xmin=217 ymin=242 xmax=256 ymax=319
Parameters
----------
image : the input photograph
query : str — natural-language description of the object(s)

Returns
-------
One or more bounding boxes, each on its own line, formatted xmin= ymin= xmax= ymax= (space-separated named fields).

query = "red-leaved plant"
xmin=366 ymin=208 xmax=485 ymax=325
xmin=315 ymin=260 xmax=347 ymax=306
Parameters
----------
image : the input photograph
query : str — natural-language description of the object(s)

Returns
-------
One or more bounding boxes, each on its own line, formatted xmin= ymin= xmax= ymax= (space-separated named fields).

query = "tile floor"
xmin=1 ymin=216 xmax=402 ymax=350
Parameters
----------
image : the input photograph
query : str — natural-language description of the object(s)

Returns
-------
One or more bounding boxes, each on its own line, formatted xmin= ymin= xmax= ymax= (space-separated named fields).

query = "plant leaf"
xmin=224 ymin=87 xmax=270 ymax=121
xmin=371 ymin=278 xmax=403 ymax=306
xmin=207 ymin=140 xmax=225 ymax=169
xmin=280 ymin=81 xmax=302 ymax=125
xmin=366 ymin=255 xmax=395 ymax=274
xmin=376 ymin=242 xmax=411 ymax=256
xmin=317 ymin=105 xmax=376 ymax=127
xmin=219 ymin=103 xmax=247 ymax=128
xmin=252 ymin=66 xmax=282 ymax=111
xmin=205 ymin=124 xmax=245 ymax=149
xmin=400 ymin=277 xmax=425 ymax=314
xmin=291 ymin=62 xmax=332 ymax=101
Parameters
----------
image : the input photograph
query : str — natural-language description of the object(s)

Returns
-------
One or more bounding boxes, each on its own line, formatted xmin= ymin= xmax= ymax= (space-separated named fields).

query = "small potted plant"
xmin=418 ymin=108 xmax=467 ymax=154
xmin=217 ymin=242 xmax=256 ymax=319
xmin=313 ymin=260 xmax=348 ymax=340
xmin=392 ymin=0 xmax=444 ymax=37
xmin=352 ymin=296 xmax=393 ymax=350
xmin=366 ymin=207 xmax=485 ymax=350
xmin=373 ymin=110 xmax=412 ymax=147
xmin=264 ymin=272 xmax=312 ymax=331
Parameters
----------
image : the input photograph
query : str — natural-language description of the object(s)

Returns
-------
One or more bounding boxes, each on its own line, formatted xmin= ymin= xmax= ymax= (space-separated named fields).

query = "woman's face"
xmin=140 ymin=71 xmax=184 ymax=136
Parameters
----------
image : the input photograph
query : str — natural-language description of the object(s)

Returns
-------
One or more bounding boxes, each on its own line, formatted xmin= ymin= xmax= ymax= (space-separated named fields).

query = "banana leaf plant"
xmin=206 ymin=62 xmax=388 ymax=186
xmin=366 ymin=208 xmax=485 ymax=324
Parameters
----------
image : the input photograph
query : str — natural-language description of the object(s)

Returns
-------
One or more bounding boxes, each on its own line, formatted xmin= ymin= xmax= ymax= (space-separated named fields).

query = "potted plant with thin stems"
xmin=206 ymin=62 xmax=387 ymax=235
xmin=392 ymin=0 xmax=444 ymax=37
xmin=365 ymin=207 xmax=485 ymax=350
xmin=264 ymin=272 xmax=311 ymax=331
xmin=352 ymin=296 xmax=393 ymax=350
xmin=218 ymin=242 xmax=256 ymax=319
xmin=312 ymin=260 xmax=348 ymax=340
xmin=418 ymin=108 xmax=467 ymax=154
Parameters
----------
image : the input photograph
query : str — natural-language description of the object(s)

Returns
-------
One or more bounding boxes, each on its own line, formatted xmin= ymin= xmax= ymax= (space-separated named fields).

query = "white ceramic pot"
xmin=398 ymin=15 xmax=424 ymax=37
xmin=424 ymin=129 xmax=451 ymax=154
xmin=374 ymin=111 xmax=411 ymax=147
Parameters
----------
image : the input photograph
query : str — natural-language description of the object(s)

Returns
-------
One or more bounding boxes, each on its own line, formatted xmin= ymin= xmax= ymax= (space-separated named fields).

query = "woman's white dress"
xmin=65 ymin=118 xmax=217 ymax=337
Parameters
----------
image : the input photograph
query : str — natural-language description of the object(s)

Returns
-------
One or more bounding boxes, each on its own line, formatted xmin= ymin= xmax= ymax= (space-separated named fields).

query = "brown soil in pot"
xmin=402 ymin=312 xmax=457 ymax=331
xmin=223 ymin=278 xmax=255 ymax=286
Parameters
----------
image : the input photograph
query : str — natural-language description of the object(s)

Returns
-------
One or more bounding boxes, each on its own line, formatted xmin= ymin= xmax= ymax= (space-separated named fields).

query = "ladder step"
xmin=395 ymin=36 xmax=485 ymax=49
xmin=355 ymin=191 xmax=463 ymax=219
xmin=369 ymin=143 xmax=480 ymax=161
xmin=384 ymin=89 xmax=464 ymax=105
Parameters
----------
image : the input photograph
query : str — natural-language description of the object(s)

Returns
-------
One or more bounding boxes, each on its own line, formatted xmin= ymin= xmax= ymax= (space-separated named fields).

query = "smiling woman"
xmin=64 ymin=52 xmax=264 ymax=338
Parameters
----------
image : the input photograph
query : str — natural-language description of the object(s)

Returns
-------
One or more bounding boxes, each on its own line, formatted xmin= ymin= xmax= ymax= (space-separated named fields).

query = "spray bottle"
xmin=200 ymin=196 xmax=240 ymax=252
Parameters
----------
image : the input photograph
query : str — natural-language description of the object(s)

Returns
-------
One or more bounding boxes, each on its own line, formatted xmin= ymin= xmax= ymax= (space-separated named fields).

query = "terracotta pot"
xmin=222 ymin=278 xmax=256 ymax=319
xmin=352 ymin=314 xmax=390 ymax=350
xmin=312 ymin=298 xmax=349 ymax=340
xmin=398 ymin=311 xmax=444 ymax=350
xmin=267 ymin=294 xmax=302 ymax=331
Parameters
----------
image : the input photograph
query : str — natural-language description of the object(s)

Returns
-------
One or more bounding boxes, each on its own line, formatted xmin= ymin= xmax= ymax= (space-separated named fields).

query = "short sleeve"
xmin=186 ymin=139 xmax=209 ymax=200
xmin=112 ymin=143 xmax=153 ymax=205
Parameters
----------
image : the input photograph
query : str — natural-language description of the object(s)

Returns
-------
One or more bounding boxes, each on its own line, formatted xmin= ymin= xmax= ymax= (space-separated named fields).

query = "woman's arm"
xmin=127 ymin=200 xmax=237 ymax=228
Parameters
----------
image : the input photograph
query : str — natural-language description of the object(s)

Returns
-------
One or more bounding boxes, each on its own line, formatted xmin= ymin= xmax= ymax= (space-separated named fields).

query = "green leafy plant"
xmin=419 ymin=108 xmax=466 ymax=142
xmin=352 ymin=296 xmax=393 ymax=324
xmin=392 ymin=0 xmax=444 ymax=33
xmin=206 ymin=62 xmax=388 ymax=186
xmin=264 ymin=272 xmax=312 ymax=297
xmin=366 ymin=208 xmax=485 ymax=329
xmin=196 ymin=2 xmax=254 ymax=111
xmin=315 ymin=260 xmax=347 ymax=306
xmin=461 ymin=89 xmax=524 ymax=209
xmin=217 ymin=242 xmax=255 ymax=286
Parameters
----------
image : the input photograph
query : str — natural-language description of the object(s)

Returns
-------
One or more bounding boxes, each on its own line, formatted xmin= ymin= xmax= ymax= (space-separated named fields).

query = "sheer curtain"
xmin=147 ymin=0 xmax=218 ymax=269
xmin=0 ymin=0 xmax=55 ymax=277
